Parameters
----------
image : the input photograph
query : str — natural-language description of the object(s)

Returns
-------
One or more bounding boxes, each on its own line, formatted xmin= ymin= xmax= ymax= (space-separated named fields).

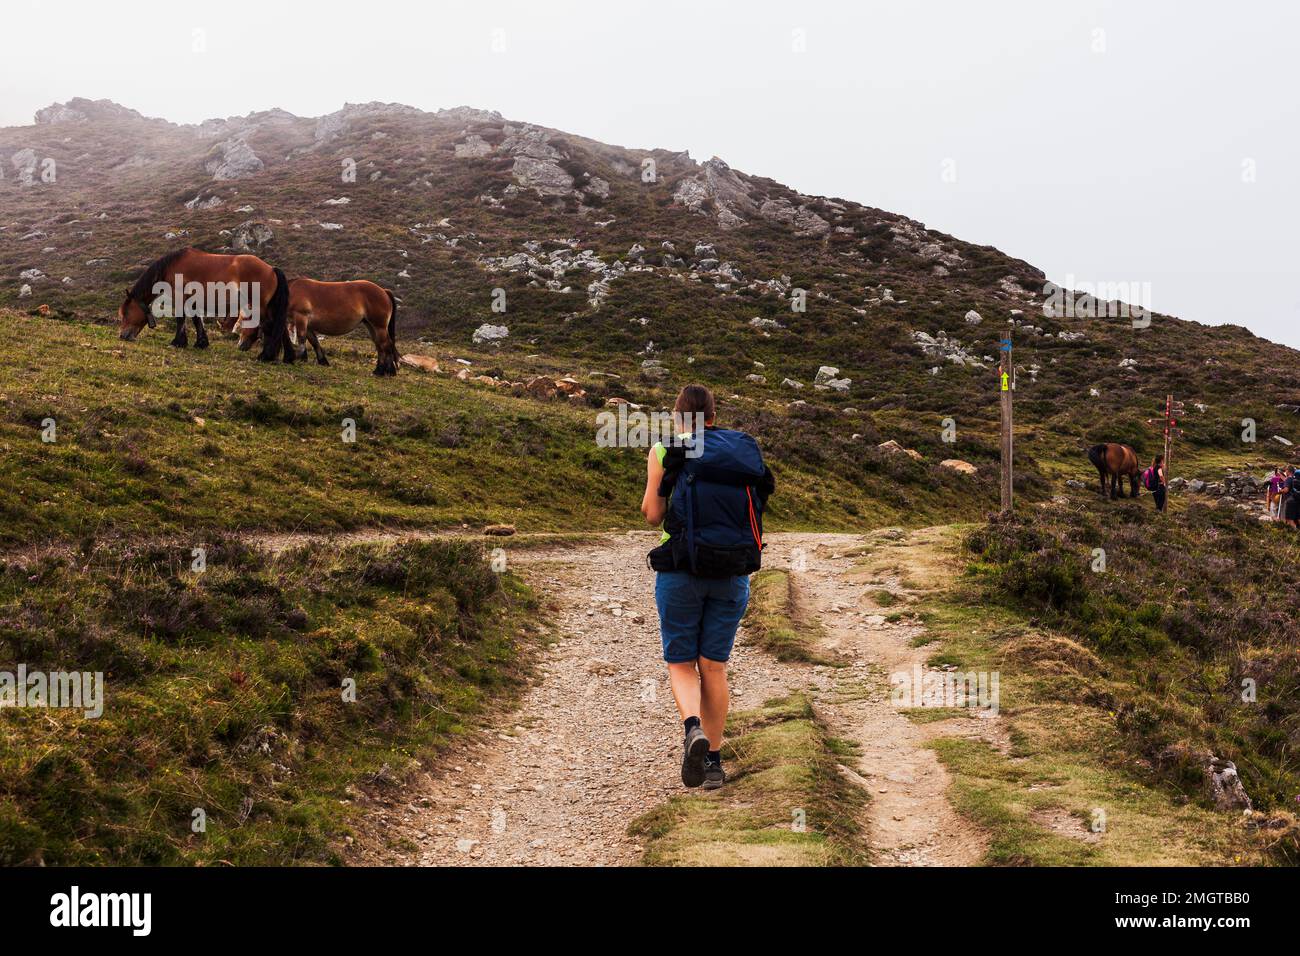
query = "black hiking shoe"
xmin=702 ymin=756 xmax=725 ymax=790
xmin=682 ymin=726 xmax=709 ymax=788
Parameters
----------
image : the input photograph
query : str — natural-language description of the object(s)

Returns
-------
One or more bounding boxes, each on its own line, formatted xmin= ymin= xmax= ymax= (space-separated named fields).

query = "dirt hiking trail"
xmin=345 ymin=527 xmax=993 ymax=866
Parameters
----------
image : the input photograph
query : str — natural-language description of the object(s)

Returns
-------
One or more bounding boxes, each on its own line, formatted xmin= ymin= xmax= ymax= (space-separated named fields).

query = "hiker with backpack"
xmin=641 ymin=385 xmax=774 ymax=790
xmin=1267 ymin=466 xmax=1285 ymax=521
xmin=1283 ymin=467 xmax=1300 ymax=528
xmin=1143 ymin=455 xmax=1167 ymax=512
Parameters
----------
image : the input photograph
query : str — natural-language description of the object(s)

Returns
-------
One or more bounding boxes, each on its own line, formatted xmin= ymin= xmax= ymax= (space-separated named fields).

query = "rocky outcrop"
xmin=486 ymin=124 xmax=590 ymax=199
xmin=34 ymin=98 xmax=146 ymax=125
xmin=454 ymin=133 xmax=494 ymax=158
xmin=313 ymin=101 xmax=427 ymax=143
xmin=759 ymin=198 xmax=830 ymax=237
xmin=913 ymin=330 xmax=985 ymax=368
xmin=205 ymin=138 xmax=263 ymax=180
xmin=813 ymin=365 xmax=851 ymax=392
xmin=672 ymin=157 xmax=757 ymax=229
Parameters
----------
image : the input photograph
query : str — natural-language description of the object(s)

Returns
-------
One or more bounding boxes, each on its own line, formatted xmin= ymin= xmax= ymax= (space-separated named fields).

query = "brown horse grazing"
xmin=117 ymin=248 xmax=293 ymax=363
xmin=252 ymin=277 xmax=399 ymax=376
xmin=1087 ymin=443 xmax=1142 ymax=499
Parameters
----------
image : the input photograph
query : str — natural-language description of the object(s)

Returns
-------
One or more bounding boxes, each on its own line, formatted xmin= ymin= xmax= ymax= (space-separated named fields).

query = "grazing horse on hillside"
xmin=245 ymin=277 xmax=398 ymax=375
xmin=117 ymin=248 xmax=293 ymax=363
xmin=1087 ymin=443 xmax=1142 ymax=499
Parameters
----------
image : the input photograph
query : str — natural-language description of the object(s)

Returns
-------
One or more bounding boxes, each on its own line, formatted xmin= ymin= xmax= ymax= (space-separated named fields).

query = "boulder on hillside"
xmin=1158 ymin=744 xmax=1252 ymax=812
xmin=640 ymin=359 xmax=670 ymax=381
xmin=878 ymin=440 xmax=923 ymax=462
xmin=205 ymin=137 xmax=263 ymax=180
xmin=399 ymin=354 xmax=440 ymax=373
xmin=940 ymin=459 xmax=978 ymax=476
xmin=454 ymin=134 xmax=493 ymax=158
xmin=230 ymin=220 xmax=273 ymax=253
xmin=472 ymin=323 xmax=509 ymax=345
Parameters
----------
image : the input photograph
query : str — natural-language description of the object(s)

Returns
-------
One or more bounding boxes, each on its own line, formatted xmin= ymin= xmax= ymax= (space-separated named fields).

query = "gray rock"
xmin=205 ymin=137 xmax=264 ymax=180
xmin=672 ymin=157 xmax=757 ymax=229
xmin=231 ymin=220 xmax=273 ymax=253
xmin=472 ymin=323 xmax=509 ymax=345
xmin=758 ymin=197 xmax=830 ymax=236
xmin=454 ymin=134 xmax=493 ymax=159
xmin=640 ymin=359 xmax=670 ymax=380
xmin=11 ymin=148 xmax=37 ymax=175
xmin=511 ymin=155 xmax=574 ymax=197
xmin=34 ymin=98 xmax=145 ymax=124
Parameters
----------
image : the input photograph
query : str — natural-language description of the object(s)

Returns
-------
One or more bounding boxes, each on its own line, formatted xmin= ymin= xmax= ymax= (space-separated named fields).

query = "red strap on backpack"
xmin=746 ymin=487 xmax=763 ymax=550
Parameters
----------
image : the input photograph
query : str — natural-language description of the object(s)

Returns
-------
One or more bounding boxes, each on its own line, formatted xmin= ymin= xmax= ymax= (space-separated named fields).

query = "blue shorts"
xmin=654 ymin=572 xmax=750 ymax=664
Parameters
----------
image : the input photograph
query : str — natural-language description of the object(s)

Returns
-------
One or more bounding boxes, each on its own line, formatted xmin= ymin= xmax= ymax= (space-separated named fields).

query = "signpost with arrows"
xmin=999 ymin=334 xmax=1014 ymax=513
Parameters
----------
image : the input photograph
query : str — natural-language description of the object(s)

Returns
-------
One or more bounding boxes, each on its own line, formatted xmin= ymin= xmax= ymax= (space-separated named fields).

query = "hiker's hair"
xmin=1152 ymin=454 xmax=1164 ymax=467
xmin=673 ymin=384 xmax=716 ymax=424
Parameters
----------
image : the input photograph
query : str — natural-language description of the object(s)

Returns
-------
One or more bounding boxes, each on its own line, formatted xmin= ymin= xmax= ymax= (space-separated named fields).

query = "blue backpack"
xmin=661 ymin=428 xmax=768 ymax=578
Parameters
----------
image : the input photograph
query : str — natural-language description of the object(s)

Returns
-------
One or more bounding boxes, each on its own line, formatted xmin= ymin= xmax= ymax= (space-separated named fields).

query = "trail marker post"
xmin=1145 ymin=394 xmax=1182 ymax=493
xmin=999 ymin=335 xmax=1013 ymax=514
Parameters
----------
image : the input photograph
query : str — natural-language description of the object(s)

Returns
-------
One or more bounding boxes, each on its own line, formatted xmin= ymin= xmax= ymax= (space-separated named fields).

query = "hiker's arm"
xmin=642 ymin=447 xmax=668 ymax=525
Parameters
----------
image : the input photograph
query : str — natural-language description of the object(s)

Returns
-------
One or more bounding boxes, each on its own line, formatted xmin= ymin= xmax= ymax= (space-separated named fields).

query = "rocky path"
xmin=776 ymin=528 xmax=992 ymax=865
xmin=346 ymin=528 xmax=990 ymax=866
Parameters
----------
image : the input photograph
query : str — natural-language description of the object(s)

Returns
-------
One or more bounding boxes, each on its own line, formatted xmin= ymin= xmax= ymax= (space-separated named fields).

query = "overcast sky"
xmin=4 ymin=0 xmax=1297 ymax=346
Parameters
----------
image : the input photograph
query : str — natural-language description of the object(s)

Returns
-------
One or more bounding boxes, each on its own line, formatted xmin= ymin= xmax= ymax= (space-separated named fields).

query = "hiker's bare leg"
xmin=698 ymin=657 xmax=729 ymax=750
xmin=667 ymin=661 xmax=701 ymax=721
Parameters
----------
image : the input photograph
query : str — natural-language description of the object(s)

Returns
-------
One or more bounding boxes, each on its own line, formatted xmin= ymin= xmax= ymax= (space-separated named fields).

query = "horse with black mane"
xmin=1087 ymin=443 xmax=1142 ymax=499
xmin=240 ymin=276 xmax=399 ymax=375
xmin=117 ymin=248 xmax=293 ymax=363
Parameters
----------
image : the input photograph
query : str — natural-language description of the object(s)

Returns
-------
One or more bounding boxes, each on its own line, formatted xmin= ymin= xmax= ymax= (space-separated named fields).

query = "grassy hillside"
xmin=960 ymin=498 xmax=1300 ymax=863
xmin=0 ymin=535 xmax=536 ymax=865
xmin=4 ymin=98 xmax=1299 ymax=491
xmin=0 ymin=309 xmax=1015 ymax=547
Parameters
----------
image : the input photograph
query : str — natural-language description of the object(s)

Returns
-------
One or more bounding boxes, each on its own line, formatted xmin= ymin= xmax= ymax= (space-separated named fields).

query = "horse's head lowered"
xmin=117 ymin=290 xmax=156 ymax=341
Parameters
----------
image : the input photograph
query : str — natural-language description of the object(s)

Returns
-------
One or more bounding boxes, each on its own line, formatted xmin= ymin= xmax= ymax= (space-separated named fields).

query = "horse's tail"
xmin=1087 ymin=443 xmax=1107 ymax=470
xmin=258 ymin=267 xmax=292 ymax=363
xmin=386 ymin=289 xmax=399 ymax=362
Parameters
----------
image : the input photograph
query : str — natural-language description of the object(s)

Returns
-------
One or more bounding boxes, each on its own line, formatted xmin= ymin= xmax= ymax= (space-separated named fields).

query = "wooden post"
xmin=1000 ymin=335 xmax=1013 ymax=513
xmin=1170 ymin=390 xmax=1180 ymax=478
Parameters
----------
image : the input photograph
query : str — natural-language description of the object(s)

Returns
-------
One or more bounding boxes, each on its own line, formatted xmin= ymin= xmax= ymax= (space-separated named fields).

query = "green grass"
xmin=743 ymin=569 xmax=836 ymax=664
xmin=628 ymin=694 xmax=868 ymax=866
xmin=0 ymin=310 xmax=985 ymax=549
xmin=913 ymin=555 xmax=1279 ymax=866
xmin=0 ymin=534 xmax=538 ymax=865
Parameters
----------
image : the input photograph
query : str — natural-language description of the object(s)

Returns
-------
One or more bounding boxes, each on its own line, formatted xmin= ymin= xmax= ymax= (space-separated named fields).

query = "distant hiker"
xmin=641 ymin=384 xmax=774 ymax=790
xmin=1284 ymin=467 xmax=1300 ymax=528
xmin=1143 ymin=454 xmax=1167 ymax=512
xmin=1267 ymin=466 xmax=1284 ymax=520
